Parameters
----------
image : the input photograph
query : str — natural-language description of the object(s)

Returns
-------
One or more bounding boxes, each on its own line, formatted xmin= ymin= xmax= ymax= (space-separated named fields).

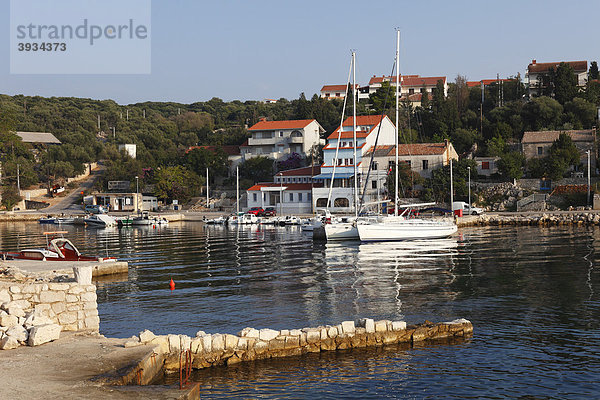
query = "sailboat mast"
xmin=236 ymin=166 xmax=239 ymax=215
xmin=394 ymin=30 xmax=400 ymax=217
xmin=352 ymin=51 xmax=358 ymax=217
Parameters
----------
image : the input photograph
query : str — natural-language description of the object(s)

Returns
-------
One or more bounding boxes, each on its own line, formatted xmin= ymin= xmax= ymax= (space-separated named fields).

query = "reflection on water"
xmin=1 ymin=222 xmax=600 ymax=398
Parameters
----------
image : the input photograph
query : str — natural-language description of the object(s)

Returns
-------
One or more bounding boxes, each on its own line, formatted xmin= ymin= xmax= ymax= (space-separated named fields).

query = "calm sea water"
xmin=1 ymin=221 xmax=599 ymax=398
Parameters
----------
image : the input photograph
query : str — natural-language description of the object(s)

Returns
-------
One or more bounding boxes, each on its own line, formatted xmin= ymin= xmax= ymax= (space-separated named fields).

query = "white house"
xmin=526 ymin=59 xmax=588 ymax=96
xmin=474 ymin=156 xmax=500 ymax=177
xmin=367 ymin=74 xmax=448 ymax=100
xmin=246 ymin=166 xmax=323 ymax=214
xmin=118 ymin=144 xmax=137 ymax=159
xmin=241 ymin=119 xmax=325 ymax=161
xmin=320 ymin=84 xmax=359 ymax=100
xmin=312 ymin=115 xmax=396 ymax=212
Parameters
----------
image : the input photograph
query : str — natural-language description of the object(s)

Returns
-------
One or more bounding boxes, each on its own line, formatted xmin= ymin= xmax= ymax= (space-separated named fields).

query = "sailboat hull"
xmin=357 ymin=219 xmax=457 ymax=242
xmin=325 ymin=223 xmax=359 ymax=240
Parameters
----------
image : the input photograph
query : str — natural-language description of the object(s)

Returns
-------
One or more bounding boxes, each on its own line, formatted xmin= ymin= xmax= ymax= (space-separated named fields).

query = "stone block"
xmin=58 ymin=312 xmax=77 ymax=325
xmin=191 ymin=337 xmax=203 ymax=353
xmin=34 ymin=304 xmax=52 ymax=316
xmin=6 ymin=303 xmax=25 ymax=318
xmin=364 ymin=319 xmax=375 ymax=333
xmin=341 ymin=320 xmax=355 ymax=334
xmin=0 ymin=336 xmax=19 ymax=350
xmin=224 ymin=334 xmax=239 ymax=350
xmin=51 ymin=302 xmax=66 ymax=314
xmin=72 ymin=266 xmax=93 ymax=285
xmin=23 ymin=313 xmax=54 ymax=330
xmin=299 ymin=332 xmax=307 ymax=347
xmin=83 ymin=301 xmax=96 ymax=310
xmin=236 ymin=337 xmax=248 ymax=350
xmin=259 ymin=328 xmax=279 ymax=342
xmin=85 ymin=316 xmax=99 ymax=330
xmin=40 ymin=291 xmax=66 ymax=303
xmin=139 ymin=329 xmax=156 ymax=344
xmin=124 ymin=336 xmax=141 ymax=348
xmin=254 ymin=340 xmax=268 ymax=354
xmin=21 ymin=285 xmax=39 ymax=294
xmin=201 ymin=334 xmax=212 ymax=353
xmin=48 ymin=283 xmax=70 ymax=291
xmin=238 ymin=327 xmax=259 ymax=338
xmin=268 ymin=338 xmax=285 ymax=351
xmin=320 ymin=327 xmax=328 ymax=340
xmin=81 ymin=292 xmax=97 ymax=302
xmin=150 ymin=336 xmax=169 ymax=353
xmin=63 ymin=323 xmax=78 ymax=331
xmin=212 ymin=334 xmax=224 ymax=352
xmin=9 ymin=286 xmax=21 ymax=294
xmin=327 ymin=326 xmax=338 ymax=338
xmin=306 ymin=330 xmax=320 ymax=344
xmin=392 ymin=321 xmax=406 ymax=331
xmin=65 ymin=295 xmax=78 ymax=303
xmin=6 ymin=325 xmax=28 ymax=343
xmin=11 ymin=300 xmax=31 ymax=310
xmin=285 ymin=335 xmax=300 ymax=349
xmin=375 ymin=320 xmax=388 ymax=332
xmin=77 ymin=320 xmax=85 ymax=330
xmin=84 ymin=309 xmax=98 ymax=318
xmin=195 ymin=330 xmax=206 ymax=337
xmin=168 ymin=334 xmax=180 ymax=353
xmin=10 ymin=294 xmax=23 ymax=300
xmin=180 ymin=335 xmax=192 ymax=352
xmin=0 ymin=290 xmax=11 ymax=304
xmin=280 ymin=329 xmax=290 ymax=336
xmin=290 ymin=329 xmax=302 ymax=336
xmin=0 ymin=314 xmax=18 ymax=329
xmin=68 ymin=286 xmax=86 ymax=295
xmin=84 ymin=285 xmax=95 ymax=292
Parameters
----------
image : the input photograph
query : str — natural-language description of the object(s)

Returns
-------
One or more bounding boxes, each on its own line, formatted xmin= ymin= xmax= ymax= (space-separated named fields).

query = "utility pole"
xmin=17 ymin=164 xmax=20 ymax=195
xmin=587 ymin=150 xmax=591 ymax=206
xmin=468 ymin=166 xmax=471 ymax=212
xmin=449 ymin=159 xmax=453 ymax=211
xmin=126 ymin=109 xmax=129 ymax=121
xmin=97 ymin=115 xmax=100 ymax=130
xmin=206 ymin=168 xmax=209 ymax=209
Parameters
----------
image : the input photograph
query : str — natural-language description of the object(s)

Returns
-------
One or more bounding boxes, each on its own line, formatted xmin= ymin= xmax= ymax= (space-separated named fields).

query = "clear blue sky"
xmin=1 ymin=0 xmax=598 ymax=105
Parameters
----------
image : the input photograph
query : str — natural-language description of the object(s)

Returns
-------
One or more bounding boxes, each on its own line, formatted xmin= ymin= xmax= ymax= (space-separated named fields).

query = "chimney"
xmin=532 ymin=59 xmax=536 ymax=64
xmin=259 ymin=117 xmax=267 ymax=122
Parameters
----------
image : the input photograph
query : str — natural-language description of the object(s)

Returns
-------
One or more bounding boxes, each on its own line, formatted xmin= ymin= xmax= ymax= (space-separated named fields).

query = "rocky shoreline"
xmin=457 ymin=212 xmax=600 ymax=227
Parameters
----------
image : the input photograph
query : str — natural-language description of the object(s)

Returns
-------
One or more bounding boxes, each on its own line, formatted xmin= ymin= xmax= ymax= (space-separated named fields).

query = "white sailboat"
xmin=356 ymin=30 xmax=457 ymax=242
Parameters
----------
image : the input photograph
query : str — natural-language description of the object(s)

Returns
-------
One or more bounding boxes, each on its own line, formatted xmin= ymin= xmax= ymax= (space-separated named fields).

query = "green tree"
xmin=497 ymin=151 xmax=525 ymax=180
xmin=564 ymin=97 xmax=597 ymax=128
xmin=1 ymin=186 xmax=21 ymax=210
xmin=369 ymin=81 xmax=395 ymax=114
xmin=552 ymin=63 xmax=579 ymax=104
xmin=528 ymin=133 xmax=580 ymax=180
xmin=521 ymin=96 xmax=563 ymax=130
xmin=589 ymin=61 xmax=599 ymax=80
xmin=486 ymin=136 xmax=506 ymax=157
xmin=153 ymin=166 xmax=201 ymax=203
xmin=185 ymin=147 xmax=228 ymax=177
xmin=239 ymin=156 xmax=274 ymax=184
xmin=386 ymin=162 xmax=424 ymax=198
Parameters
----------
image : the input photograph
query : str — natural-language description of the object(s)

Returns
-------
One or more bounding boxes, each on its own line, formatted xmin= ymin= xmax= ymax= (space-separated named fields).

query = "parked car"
xmin=263 ymin=207 xmax=277 ymax=217
xmin=452 ymin=201 xmax=484 ymax=215
xmin=84 ymin=204 xmax=107 ymax=214
xmin=248 ymin=207 xmax=264 ymax=216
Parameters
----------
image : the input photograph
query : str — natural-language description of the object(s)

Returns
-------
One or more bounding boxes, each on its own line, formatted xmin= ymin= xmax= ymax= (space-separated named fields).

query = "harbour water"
xmin=1 ymin=222 xmax=599 ymax=398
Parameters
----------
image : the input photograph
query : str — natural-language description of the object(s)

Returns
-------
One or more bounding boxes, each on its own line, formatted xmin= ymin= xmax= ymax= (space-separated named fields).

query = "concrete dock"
xmin=1 ymin=260 xmax=129 ymax=278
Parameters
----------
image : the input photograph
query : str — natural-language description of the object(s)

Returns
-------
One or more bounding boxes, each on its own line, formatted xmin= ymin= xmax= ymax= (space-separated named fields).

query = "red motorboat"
xmin=2 ymin=231 xmax=116 ymax=262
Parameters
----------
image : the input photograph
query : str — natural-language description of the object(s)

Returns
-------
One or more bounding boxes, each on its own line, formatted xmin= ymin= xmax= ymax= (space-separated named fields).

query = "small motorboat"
xmin=131 ymin=211 xmax=156 ymax=226
xmin=2 ymin=231 xmax=116 ymax=262
xmin=38 ymin=216 xmax=57 ymax=224
xmin=84 ymin=214 xmax=117 ymax=228
xmin=205 ymin=216 xmax=226 ymax=225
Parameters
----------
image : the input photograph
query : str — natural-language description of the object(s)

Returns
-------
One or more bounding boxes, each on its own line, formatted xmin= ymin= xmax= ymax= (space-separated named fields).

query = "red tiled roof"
xmin=522 ymin=130 xmax=595 ymax=144
xmin=279 ymin=166 xmax=322 ymax=176
xmin=527 ymin=60 xmax=587 ymax=74
xmin=247 ymin=183 xmax=322 ymax=191
xmin=248 ymin=119 xmax=316 ymax=131
xmin=364 ymin=143 xmax=448 ymax=157
xmin=321 ymin=84 xmax=358 ymax=92
xmin=466 ymin=79 xmax=514 ymax=87
xmin=186 ymin=145 xmax=241 ymax=156
xmin=326 ymin=115 xmax=389 ymax=140
xmin=368 ymin=75 xmax=446 ymax=86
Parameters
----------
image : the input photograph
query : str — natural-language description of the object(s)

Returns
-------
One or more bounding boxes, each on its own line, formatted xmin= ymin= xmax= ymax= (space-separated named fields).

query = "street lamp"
xmin=135 ymin=176 xmax=139 ymax=214
xmin=467 ymin=166 xmax=471 ymax=212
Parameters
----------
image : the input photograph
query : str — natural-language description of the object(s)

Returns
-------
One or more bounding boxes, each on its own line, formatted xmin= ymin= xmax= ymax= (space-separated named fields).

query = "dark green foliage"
xmin=386 ymin=162 xmax=424 ymax=198
xmin=153 ymin=166 xmax=202 ymax=203
xmin=1 ymin=185 xmax=21 ymax=210
xmin=527 ymin=133 xmax=581 ymax=180
xmin=239 ymin=156 xmax=275 ymax=184
xmin=589 ymin=61 xmax=599 ymax=80
xmin=497 ymin=152 xmax=525 ymax=180
xmin=426 ymin=158 xmax=477 ymax=203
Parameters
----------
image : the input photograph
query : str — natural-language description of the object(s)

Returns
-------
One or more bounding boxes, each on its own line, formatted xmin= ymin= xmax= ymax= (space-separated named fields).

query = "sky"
xmin=0 ymin=0 xmax=599 ymax=105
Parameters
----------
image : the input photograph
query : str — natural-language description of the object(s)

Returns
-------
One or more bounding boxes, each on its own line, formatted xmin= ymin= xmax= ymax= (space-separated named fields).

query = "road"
xmin=44 ymin=165 xmax=104 ymax=214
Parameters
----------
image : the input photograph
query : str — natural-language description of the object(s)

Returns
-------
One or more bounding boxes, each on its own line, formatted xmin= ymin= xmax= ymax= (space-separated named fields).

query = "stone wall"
xmin=123 ymin=318 xmax=473 ymax=376
xmin=0 ymin=281 xmax=99 ymax=332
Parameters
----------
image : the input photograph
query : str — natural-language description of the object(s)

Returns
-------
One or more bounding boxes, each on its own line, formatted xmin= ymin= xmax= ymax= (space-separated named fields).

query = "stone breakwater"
xmin=457 ymin=212 xmax=600 ymax=227
xmin=0 ymin=280 xmax=99 ymax=350
xmin=120 ymin=318 xmax=473 ymax=382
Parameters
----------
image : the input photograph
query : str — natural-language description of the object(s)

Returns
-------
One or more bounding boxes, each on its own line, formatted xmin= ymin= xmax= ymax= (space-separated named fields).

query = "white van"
xmin=452 ymin=201 xmax=484 ymax=215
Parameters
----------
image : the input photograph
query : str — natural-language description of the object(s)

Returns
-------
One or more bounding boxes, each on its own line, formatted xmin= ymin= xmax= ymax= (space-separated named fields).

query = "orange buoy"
xmin=169 ymin=278 xmax=175 ymax=291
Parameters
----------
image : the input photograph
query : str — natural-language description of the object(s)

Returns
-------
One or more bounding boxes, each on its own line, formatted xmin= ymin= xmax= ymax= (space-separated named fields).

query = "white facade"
xmin=118 ymin=144 xmax=137 ymax=159
xmin=242 ymin=119 xmax=325 ymax=161
xmin=474 ymin=157 xmax=500 ymax=177
xmin=367 ymin=75 xmax=448 ymax=99
xmin=526 ymin=60 xmax=588 ymax=96
xmin=313 ymin=115 xmax=396 ymax=212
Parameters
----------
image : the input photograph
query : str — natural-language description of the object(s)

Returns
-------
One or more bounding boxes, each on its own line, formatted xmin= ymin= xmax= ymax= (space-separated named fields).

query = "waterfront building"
xmin=521 ymin=129 xmax=597 ymax=171
xmin=320 ymin=84 xmax=360 ymax=100
xmin=241 ymin=118 xmax=325 ymax=161
xmin=312 ymin=115 xmax=396 ymax=212
xmin=474 ymin=156 xmax=501 ymax=177
xmin=246 ymin=166 xmax=323 ymax=214
xmin=366 ymin=74 xmax=448 ymax=100
xmin=525 ymin=59 xmax=588 ymax=97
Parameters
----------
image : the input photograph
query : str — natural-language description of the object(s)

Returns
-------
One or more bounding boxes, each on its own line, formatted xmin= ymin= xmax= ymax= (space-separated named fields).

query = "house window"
xmin=298 ymin=193 xmax=303 ymax=202
xmin=326 ymin=93 xmax=330 ymax=97
xmin=253 ymin=193 xmax=257 ymax=202
xmin=338 ymin=159 xmax=343 ymax=166
xmin=279 ymin=131 xmax=284 ymax=137
xmin=371 ymin=161 xmax=378 ymax=170
xmin=420 ymin=88 xmax=425 ymax=93
xmin=422 ymin=160 xmax=429 ymax=170
xmin=348 ymin=141 xmax=353 ymax=147
xmin=405 ymin=160 xmax=411 ymax=167
xmin=372 ymin=180 xmax=377 ymax=189
xmin=336 ymin=93 xmax=340 ymax=97
xmin=482 ymin=161 xmax=490 ymax=170
xmin=342 ymin=142 xmax=347 ymax=147
xmin=409 ymin=88 xmax=415 ymax=94
xmin=289 ymin=193 xmax=294 ymax=202
xmin=537 ymin=146 xmax=543 ymax=155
